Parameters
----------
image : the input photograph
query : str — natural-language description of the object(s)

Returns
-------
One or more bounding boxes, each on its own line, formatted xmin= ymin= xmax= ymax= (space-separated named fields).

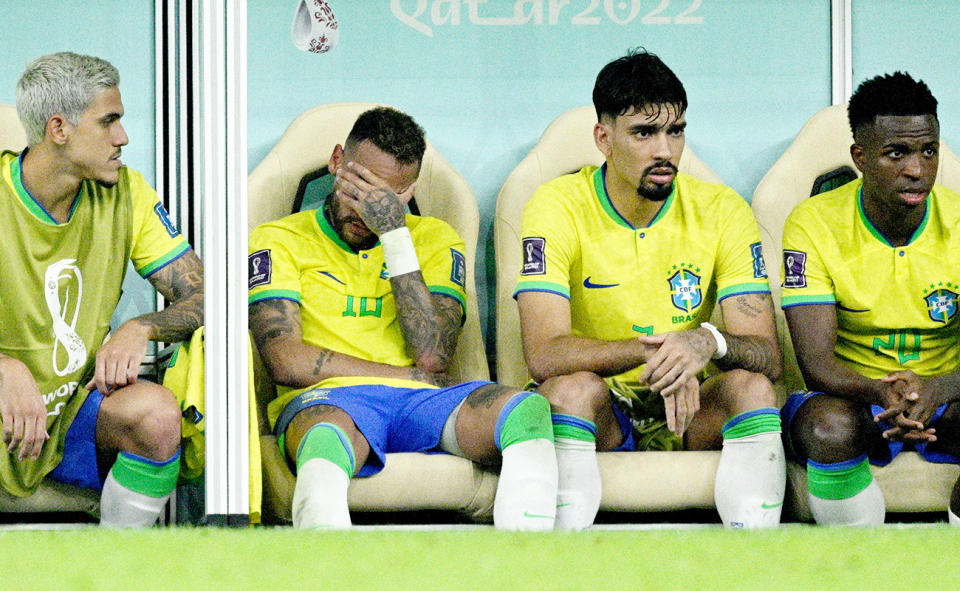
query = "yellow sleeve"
xmin=780 ymin=206 xmax=836 ymax=308
xmin=128 ymin=170 xmax=191 ymax=277
xmin=514 ymin=180 xmax=578 ymax=299
xmin=414 ymin=218 xmax=468 ymax=322
xmin=248 ymin=224 xmax=303 ymax=305
xmin=713 ymin=190 xmax=771 ymax=302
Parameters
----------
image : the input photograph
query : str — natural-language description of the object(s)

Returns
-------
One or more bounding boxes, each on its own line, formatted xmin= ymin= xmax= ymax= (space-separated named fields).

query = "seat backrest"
xmin=493 ymin=105 xmax=723 ymax=387
xmin=0 ymin=104 xmax=27 ymax=152
xmin=752 ymin=104 xmax=960 ymax=393
xmin=248 ymin=102 xmax=489 ymax=383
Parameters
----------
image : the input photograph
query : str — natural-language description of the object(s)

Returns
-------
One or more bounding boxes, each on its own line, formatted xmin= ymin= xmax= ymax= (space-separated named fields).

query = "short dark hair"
xmin=345 ymin=107 xmax=426 ymax=165
xmin=592 ymin=48 xmax=687 ymax=121
xmin=847 ymin=72 xmax=938 ymax=138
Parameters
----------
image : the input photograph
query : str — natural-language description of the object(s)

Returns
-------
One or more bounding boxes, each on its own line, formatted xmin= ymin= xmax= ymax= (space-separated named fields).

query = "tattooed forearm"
xmin=716 ymin=334 xmax=781 ymax=382
xmin=139 ymin=250 xmax=204 ymax=342
xmin=391 ymin=272 xmax=461 ymax=373
xmin=312 ymin=349 xmax=335 ymax=377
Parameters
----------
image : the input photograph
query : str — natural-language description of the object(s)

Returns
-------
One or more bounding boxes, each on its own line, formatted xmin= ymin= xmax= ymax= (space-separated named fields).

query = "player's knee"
xmin=725 ymin=369 xmax=777 ymax=410
xmin=537 ymin=371 xmax=608 ymax=418
xmin=794 ymin=403 xmax=867 ymax=463
xmin=126 ymin=384 xmax=181 ymax=460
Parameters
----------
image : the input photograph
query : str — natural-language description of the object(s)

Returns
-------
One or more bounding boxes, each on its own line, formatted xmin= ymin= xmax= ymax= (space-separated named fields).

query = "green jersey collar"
xmin=10 ymin=151 xmax=81 ymax=225
xmin=314 ymin=197 xmax=381 ymax=253
xmin=593 ymin=164 xmax=676 ymax=230
xmin=856 ymin=184 xmax=930 ymax=248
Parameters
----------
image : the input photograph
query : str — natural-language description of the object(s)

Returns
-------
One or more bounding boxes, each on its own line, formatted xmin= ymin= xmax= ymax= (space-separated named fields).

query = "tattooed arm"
xmin=713 ymin=292 xmax=782 ymax=381
xmin=336 ymin=160 xmax=462 ymax=373
xmin=86 ymin=250 xmax=204 ymax=395
xmin=249 ymin=298 xmax=452 ymax=389
xmin=390 ymin=274 xmax=462 ymax=374
xmin=638 ymin=292 xmax=782 ymax=396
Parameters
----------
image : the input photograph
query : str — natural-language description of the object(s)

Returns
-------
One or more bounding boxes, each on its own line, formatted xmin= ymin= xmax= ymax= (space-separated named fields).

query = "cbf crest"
xmin=924 ymin=283 xmax=959 ymax=323
xmin=668 ymin=264 xmax=702 ymax=313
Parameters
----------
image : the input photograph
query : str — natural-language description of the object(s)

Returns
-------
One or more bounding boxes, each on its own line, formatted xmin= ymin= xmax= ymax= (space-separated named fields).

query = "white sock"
xmin=292 ymin=457 xmax=352 ymax=529
xmin=99 ymin=472 xmax=169 ymax=528
xmin=948 ymin=508 xmax=959 ymax=526
xmin=554 ymin=437 xmax=601 ymax=530
xmin=493 ymin=438 xmax=558 ymax=531
xmin=715 ymin=431 xmax=786 ymax=529
xmin=809 ymin=479 xmax=885 ymax=526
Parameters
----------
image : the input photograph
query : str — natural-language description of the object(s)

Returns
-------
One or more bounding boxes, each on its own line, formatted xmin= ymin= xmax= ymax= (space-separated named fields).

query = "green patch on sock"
xmin=499 ymin=393 xmax=554 ymax=449
xmin=722 ymin=410 xmax=781 ymax=440
xmin=807 ymin=458 xmax=873 ymax=500
xmin=296 ymin=423 xmax=355 ymax=478
xmin=110 ymin=450 xmax=180 ymax=499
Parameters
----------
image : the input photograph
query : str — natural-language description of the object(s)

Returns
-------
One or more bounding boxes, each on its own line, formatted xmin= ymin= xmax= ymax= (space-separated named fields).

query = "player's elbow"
xmin=413 ymin=351 xmax=450 ymax=375
xmin=525 ymin=354 xmax=558 ymax=384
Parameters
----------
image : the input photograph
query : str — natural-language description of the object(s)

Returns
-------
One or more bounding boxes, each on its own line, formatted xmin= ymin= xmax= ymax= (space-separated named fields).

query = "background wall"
xmin=247 ymin=0 xmax=832 ymax=370
xmin=0 ymin=0 xmax=158 ymax=328
xmin=852 ymin=0 xmax=960 ymax=151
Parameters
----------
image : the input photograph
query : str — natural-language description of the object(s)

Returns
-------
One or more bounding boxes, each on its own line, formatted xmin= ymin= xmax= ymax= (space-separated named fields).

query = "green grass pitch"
xmin=4 ymin=526 xmax=959 ymax=590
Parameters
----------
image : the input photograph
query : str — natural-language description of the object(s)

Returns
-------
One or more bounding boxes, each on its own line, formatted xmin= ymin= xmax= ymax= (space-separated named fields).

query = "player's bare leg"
xmin=788 ymin=395 xmax=885 ymax=526
xmin=452 ymin=384 xmax=557 ymax=531
xmin=284 ymin=404 xmax=371 ymax=529
xmin=96 ymin=382 xmax=181 ymax=527
xmin=537 ymin=372 xmax=616 ymax=529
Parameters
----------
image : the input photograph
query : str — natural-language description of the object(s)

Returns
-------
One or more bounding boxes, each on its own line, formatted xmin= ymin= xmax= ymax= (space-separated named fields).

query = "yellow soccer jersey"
xmin=515 ymin=165 xmax=770 ymax=385
xmin=781 ymin=180 xmax=960 ymax=379
xmin=249 ymin=206 xmax=469 ymax=424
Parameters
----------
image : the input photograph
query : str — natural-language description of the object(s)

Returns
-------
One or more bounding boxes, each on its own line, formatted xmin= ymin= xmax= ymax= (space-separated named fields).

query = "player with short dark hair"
xmin=0 ymin=52 xmax=204 ymax=526
xmin=249 ymin=106 xmax=560 ymax=530
xmin=516 ymin=49 xmax=785 ymax=529
xmin=782 ymin=71 xmax=960 ymax=526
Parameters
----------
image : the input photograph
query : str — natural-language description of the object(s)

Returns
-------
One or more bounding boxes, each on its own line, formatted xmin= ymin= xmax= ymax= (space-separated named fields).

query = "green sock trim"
xmin=722 ymin=409 xmax=782 ymax=440
xmin=552 ymin=415 xmax=597 ymax=442
xmin=498 ymin=393 xmax=554 ymax=449
xmin=807 ymin=457 xmax=873 ymax=500
xmin=110 ymin=450 xmax=181 ymax=499
xmin=296 ymin=423 xmax=355 ymax=478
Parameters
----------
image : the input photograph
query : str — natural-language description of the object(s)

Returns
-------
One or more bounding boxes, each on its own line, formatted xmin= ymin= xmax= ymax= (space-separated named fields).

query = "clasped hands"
xmin=874 ymin=370 xmax=942 ymax=443
xmin=637 ymin=328 xmax=716 ymax=438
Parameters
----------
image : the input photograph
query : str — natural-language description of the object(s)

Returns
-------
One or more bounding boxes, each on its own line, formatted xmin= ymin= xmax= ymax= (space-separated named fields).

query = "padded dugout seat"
xmin=493 ymin=105 xmax=732 ymax=514
xmin=248 ymin=103 xmax=498 ymax=524
xmin=0 ymin=104 xmax=101 ymax=518
xmin=752 ymin=104 xmax=960 ymax=520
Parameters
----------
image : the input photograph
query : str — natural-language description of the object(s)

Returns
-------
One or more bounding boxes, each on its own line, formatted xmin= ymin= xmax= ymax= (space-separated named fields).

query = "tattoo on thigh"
xmin=466 ymin=384 xmax=515 ymax=409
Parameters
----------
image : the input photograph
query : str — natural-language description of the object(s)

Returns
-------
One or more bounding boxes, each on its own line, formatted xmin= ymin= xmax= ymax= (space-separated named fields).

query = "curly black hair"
xmin=847 ymin=72 xmax=938 ymax=138
xmin=592 ymin=48 xmax=687 ymax=122
xmin=345 ymin=106 xmax=426 ymax=165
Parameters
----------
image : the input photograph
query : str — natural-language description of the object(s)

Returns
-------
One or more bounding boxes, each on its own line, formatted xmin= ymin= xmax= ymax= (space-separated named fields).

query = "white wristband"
xmin=700 ymin=322 xmax=727 ymax=360
xmin=380 ymin=227 xmax=420 ymax=278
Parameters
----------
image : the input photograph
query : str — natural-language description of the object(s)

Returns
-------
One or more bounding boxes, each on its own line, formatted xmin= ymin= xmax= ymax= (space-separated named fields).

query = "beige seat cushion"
xmin=249 ymin=103 xmax=491 ymax=523
xmin=752 ymin=104 xmax=960 ymax=517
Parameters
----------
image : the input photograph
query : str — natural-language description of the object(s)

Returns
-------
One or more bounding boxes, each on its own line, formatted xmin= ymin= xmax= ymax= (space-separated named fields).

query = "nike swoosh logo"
xmin=523 ymin=511 xmax=554 ymax=519
xmin=318 ymin=271 xmax=346 ymax=285
xmin=761 ymin=501 xmax=783 ymax=509
xmin=836 ymin=303 xmax=869 ymax=313
xmin=583 ymin=276 xmax=620 ymax=289
xmin=556 ymin=503 xmax=571 ymax=508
